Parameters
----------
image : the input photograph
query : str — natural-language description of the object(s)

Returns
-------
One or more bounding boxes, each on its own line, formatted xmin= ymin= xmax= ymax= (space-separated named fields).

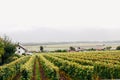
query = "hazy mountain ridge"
xmin=22 ymin=41 xmax=120 ymax=46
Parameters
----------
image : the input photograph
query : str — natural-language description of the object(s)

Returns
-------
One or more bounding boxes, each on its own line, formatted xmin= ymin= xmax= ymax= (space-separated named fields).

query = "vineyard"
xmin=0 ymin=51 xmax=120 ymax=80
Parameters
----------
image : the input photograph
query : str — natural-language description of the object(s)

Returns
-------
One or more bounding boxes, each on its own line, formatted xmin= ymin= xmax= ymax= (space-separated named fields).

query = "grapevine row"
xmin=20 ymin=55 xmax=36 ymax=80
xmin=37 ymin=55 xmax=59 ymax=80
xmin=0 ymin=56 xmax=30 ymax=80
xmin=43 ymin=54 xmax=93 ymax=80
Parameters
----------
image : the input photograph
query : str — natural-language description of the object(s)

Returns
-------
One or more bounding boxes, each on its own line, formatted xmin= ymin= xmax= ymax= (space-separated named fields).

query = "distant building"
xmin=76 ymin=47 xmax=81 ymax=52
xmin=95 ymin=44 xmax=105 ymax=50
xmin=15 ymin=43 xmax=28 ymax=55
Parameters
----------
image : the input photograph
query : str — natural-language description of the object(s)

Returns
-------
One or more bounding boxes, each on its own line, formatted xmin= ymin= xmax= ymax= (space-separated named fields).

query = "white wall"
xmin=15 ymin=47 xmax=26 ymax=55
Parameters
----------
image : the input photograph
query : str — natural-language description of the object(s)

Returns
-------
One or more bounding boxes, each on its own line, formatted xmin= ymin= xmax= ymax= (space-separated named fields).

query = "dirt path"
xmin=59 ymin=71 xmax=72 ymax=80
xmin=32 ymin=60 xmax=36 ymax=80
xmin=12 ymin=73 xmax=21 ymax=80
xmin=38 ymin=61 xmax=48 ymax=80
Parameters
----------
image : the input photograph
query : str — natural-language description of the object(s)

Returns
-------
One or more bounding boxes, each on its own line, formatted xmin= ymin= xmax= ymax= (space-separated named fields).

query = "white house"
xmin=15 ymin=43 xmax=28 ymax=55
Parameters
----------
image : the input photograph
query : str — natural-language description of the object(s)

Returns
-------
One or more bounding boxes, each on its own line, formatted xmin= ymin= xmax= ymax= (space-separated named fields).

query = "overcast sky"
xmin=0 ymin=0 xmax=120 ymax=43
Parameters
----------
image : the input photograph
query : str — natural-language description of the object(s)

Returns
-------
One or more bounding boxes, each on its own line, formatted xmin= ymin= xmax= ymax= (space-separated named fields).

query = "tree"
xmin=0 ymin=36 xmax=16 ymax=65
xmin=116 ymin=46 xmax=120 ymax=50
xmin=0 ymin=38 xmax=4 ymax=58
xmin=69 ymin=46 xmax=76 ymax=51
xmin=40 ymin=46 xmax=44 ymax=52
xmin=105 ymin=46 xmax=112 ymax=50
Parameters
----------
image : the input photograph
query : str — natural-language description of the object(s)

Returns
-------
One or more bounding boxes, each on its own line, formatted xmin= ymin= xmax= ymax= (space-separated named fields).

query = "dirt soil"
xmin=59 ymin=71 xmax=72 ymax=80
xmin=38 ymin=61 xmax=48 ymax=80
xmin=12 ymin=73 xmax=21 ymax=80
xmin=32 ymin=60 xmax=36 ymax=80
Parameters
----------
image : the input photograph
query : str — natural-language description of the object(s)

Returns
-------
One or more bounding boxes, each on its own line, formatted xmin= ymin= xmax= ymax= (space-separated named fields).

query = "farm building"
xmin=15 ymin=43 xmax=28 ymax=55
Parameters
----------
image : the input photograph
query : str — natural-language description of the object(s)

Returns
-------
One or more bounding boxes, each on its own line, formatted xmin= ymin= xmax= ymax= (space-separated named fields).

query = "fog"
xmin=0 ymin=0 xmax=120 ymax=43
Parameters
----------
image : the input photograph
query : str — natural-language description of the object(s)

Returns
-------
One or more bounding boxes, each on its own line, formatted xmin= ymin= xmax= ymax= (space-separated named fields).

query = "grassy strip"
xmin=31 ymin=60 xmax=36 ymax=80
xmin=36 ymin=59 xmax=41 ymax=80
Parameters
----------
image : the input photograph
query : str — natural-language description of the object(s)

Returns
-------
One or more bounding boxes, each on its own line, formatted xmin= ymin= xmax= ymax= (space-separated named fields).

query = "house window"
xmin=19 ymin=47 xmax=20 ymax=49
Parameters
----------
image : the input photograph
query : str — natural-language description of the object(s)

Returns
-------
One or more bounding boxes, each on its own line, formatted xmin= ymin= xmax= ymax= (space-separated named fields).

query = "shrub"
xmin=116 ymin=46 xmax=120 ymax=50
xmin=22 ymin=53 xmax=26 ymax=56
xmin=69 ymin=46 xmax=76 ymax=51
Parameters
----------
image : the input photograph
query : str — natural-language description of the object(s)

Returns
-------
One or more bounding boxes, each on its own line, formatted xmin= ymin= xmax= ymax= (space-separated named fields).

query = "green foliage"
xmin=40 ymin=46 xmax=44 ymax=52
xmin=116 ymin=46 xmax=120 ymax=50
xmin=0 ymin=36 xmax=16 ymax=65
xmin=35 ymin=60 xmax=41 ymax=80
xmin=5 ymin=54 xmax=21 ymax=64
xmin=0 ymin=56 xmax=30 ymax=80
xmin=0 ymin=38 xmax=4 ymax=57
xmin=54 ymin=55 xmax=94 ymax=66
xmin=46 ymin=51 xmax=120 ymax=79
xmin=4 ymin=43 xmax=16 ymax=56
xmin=38 ymin=55 xmax=59 ymax=80
xmin=3 ymin=36 xmax=16 ymax=57
xmin=69 ymin=46 xmax=76 ymax=51
xmin=21 ymin=55 xmax=36 ymax=80
xmin=44 ymin=55 xmax=93 ymax=80
xmin=94 ymin=62 xmax=120 ymax=79
xmin=0 ymin=51 xmax=120 ymax=80
xmin=55 ymin=49 xmax=67 ymax=52
xmin=105 ymin=46 xmax=112 ymax=50
xmin=88 ymin=48 xmax=96 ymax=51
xmin=0 ymin=48 xmax=4 ymax=58
xmin=22 ymin=53 xmax=26 ymax=56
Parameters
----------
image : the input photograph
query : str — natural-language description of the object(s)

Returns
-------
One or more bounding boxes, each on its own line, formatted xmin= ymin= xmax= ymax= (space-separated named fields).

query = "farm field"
xmin=24 ymin=42 xmax=120 ymax=51
xmin=0 ymin=51 xmax=120 ymax=80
